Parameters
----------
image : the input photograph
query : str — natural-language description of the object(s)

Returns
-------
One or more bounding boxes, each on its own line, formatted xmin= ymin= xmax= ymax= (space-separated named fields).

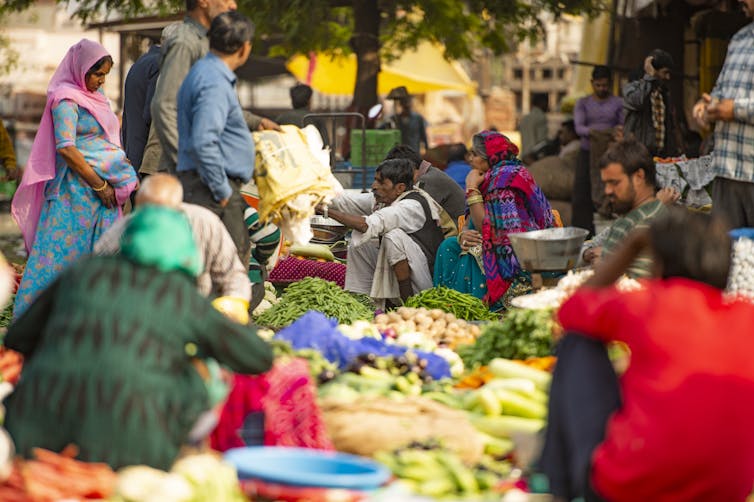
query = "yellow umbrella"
xmin=287 ymin=42 xmax=477 ymax=96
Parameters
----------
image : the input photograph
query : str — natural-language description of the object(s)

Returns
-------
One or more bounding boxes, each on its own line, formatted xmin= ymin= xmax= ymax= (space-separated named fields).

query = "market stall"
xmin=2 ymin=120 xmax=751 ymax=501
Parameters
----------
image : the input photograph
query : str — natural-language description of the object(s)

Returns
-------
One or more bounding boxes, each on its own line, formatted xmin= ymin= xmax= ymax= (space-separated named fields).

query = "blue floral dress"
xmin=14 ymin=100 xmax=136 ymax=316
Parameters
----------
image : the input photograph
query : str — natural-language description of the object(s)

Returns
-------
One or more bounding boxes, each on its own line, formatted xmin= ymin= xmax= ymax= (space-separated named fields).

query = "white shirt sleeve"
xmin=361 ymin=198 xmax=426 ymax=241
xmin=329 ymin=192 xmax=376 ymax=216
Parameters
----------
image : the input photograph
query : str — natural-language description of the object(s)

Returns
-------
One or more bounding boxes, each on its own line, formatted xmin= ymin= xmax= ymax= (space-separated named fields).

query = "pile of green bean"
xmin=254 ymin=277 xmax=374 ymax=328
xmin=404 ymin=287 xmax=499 ymax=321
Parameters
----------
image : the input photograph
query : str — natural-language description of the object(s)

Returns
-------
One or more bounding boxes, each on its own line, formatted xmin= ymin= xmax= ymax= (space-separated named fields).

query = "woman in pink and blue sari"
xmin=12 ymin=39 xmax=138 ymax=316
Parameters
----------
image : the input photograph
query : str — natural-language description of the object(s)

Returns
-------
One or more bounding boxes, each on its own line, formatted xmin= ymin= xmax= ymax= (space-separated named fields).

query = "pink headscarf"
xmin=12 ymin=39 xmax=123 ymax=252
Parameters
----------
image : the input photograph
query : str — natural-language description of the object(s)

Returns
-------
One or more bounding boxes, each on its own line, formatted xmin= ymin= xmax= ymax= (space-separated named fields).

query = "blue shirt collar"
xmin=205 ymin=52 xmax=237 ymax=85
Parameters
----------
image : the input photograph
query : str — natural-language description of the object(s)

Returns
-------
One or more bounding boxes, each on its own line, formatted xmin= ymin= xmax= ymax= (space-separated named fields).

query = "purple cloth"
xmin=275 ymin=311 xmax=452 ymax=380
xmin=573 ymin=95 xmax=624 ymax=150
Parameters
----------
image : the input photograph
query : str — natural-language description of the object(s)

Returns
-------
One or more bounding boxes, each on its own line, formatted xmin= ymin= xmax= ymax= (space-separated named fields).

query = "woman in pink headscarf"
xmin=12 ymin=39 xmax=138 ymax=316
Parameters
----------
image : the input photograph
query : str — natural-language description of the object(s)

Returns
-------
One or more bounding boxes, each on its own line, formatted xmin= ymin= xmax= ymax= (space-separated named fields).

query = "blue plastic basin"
xmin=223 ymin=446 xmax=391 ymax=490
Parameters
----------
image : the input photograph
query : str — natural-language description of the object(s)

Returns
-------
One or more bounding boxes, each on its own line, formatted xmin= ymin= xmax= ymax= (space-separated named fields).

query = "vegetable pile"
xmin=728 ymin=237 xmax=754 ymax=299
xmin=458 ymin=308 xmax=555 ymax=367
xmin=112 ymin=453 xmax=245 ymax=502
xmin=0 ymin=348 xmax=22 ymax=385
xmin=404 ymin=287 xmax=499 ymax=321
xmin=0 ymin=445 xmax=117 ymax=501
xmin=254 ymin=277 xmax=373 ymax=328
xmin=374 ymin=441 xmax=511 ymax=498
xmin=374 ymin=307 xmax=481 ymax=348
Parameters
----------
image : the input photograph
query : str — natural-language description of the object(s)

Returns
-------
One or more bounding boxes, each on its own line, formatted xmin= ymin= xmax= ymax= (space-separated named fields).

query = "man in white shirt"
xmin=319 ymin=158 xmax=445 ymax=307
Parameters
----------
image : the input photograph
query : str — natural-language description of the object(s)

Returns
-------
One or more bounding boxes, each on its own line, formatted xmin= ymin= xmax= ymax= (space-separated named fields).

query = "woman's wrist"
xmin=466 ymin=194 xmax=483 ymax=205
xmin=91 ymin=179 xmax=108 ymax=192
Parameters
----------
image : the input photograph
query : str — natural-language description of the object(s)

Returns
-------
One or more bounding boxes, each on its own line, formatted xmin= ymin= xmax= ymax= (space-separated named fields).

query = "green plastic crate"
xmin=350 ymin=129 xmax=401 ymax=167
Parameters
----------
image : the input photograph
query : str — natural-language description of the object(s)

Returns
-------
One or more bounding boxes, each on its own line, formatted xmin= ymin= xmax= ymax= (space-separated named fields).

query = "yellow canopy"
xmin=287 ymin=42 xmax=477 ymax=96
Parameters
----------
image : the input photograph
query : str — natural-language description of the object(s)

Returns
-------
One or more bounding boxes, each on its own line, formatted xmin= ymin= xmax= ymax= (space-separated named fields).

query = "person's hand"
xmin=458 ymin=229 xmax=482 ymax=252
xmin=95 ymin=183 xmax=117 ymax=209
xmin=218 ymin=197 xmax=230 ymax=208
xmin=258 ymin=118 xmax=282 ymax=131
xmin=315 ymin=203 xmax=329 ymax=217
xmin=693 ymin=93 xmax=712 ymax=128
xmin=583 ymin=246 xmax=602 ymax=265
xmin=707 ymin=98 xmax=735 ymax=123
xmin=656 ymin=187 xmax=681 ymax=205
xmin=465 ymin=169 xmax=485 ymax=190
xmin=612 ymin=125 xmax=624 ymax=142
xmin=643 ymin=55 xmax=656 ymax=77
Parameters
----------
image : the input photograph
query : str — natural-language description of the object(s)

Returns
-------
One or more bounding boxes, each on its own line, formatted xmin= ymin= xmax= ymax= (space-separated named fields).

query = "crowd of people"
xmin=1 ymin=0 xmax=754 ymax=498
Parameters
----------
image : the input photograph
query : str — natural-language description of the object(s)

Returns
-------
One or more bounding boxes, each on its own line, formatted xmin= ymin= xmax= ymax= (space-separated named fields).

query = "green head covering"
xmin=121 ymin=205 xmax=202 ymax=278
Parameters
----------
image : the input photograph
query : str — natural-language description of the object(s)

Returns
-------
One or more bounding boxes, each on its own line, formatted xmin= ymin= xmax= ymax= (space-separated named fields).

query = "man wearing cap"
xmin=386 ymin=86 xmax=429 ymax=154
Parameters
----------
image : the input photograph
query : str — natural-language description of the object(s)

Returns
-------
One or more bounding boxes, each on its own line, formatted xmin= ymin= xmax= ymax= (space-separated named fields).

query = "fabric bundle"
xmin=253 ymin=125 xmax=341 ymax=245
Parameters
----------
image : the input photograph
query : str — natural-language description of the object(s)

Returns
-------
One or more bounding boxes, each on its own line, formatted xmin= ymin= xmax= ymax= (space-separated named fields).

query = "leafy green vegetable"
xmin=458 ymin=308 xmax=555 ymax=366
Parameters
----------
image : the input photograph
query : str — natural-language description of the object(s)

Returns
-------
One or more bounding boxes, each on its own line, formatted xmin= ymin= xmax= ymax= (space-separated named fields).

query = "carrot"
xmin=0 ymin=487 xmax=33 ymax=502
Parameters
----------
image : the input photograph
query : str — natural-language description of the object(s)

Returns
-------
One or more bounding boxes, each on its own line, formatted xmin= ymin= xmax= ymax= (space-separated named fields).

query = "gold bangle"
xmin=92 ymin=179 xmax=108 ymax=192
xmin=467 ymin=195 xmax=483 ymax=205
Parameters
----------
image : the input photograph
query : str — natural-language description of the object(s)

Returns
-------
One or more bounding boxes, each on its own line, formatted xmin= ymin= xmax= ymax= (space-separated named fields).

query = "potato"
xmin=429 ymin=309 xmax=445 ymax=320
xmin=444 ymin=313 xmax=457 ymax=323
xmin=375 ymin=313 xmax=390 ymax=325
xmin=400 ymin=308 xmax=415 ymax=321
xmin=432 ymin=319 xmax=447 ymax=333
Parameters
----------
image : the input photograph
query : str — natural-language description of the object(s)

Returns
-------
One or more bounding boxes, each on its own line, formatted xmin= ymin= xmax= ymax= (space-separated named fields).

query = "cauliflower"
xmin=435 ymin=347 xmax=465 ymax=378
xmin=252 ymin=299 xmax=273 ymax=317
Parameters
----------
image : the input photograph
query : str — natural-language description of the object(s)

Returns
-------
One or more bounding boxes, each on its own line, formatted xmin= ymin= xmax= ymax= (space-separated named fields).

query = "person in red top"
xmin=539 ymin=206 xmax=754 ymax=502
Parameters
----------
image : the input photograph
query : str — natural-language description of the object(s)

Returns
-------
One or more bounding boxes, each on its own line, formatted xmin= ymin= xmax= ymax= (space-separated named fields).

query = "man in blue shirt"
xmin=443 ymin=143 xmax=471 ymax=190
xmin=177 ymin=11 xmax=255 ymax=262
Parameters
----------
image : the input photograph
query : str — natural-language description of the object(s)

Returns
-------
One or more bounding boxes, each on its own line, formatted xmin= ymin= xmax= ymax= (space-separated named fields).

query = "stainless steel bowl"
xmin=509 ymin=227 xmax=590 ymax=272
xmin=310 ymin=215 xmax=348 ymax=243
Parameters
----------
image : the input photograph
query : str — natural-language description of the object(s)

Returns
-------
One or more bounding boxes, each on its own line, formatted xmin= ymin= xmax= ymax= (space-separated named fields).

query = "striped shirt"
xmin=711 ymin=22 xmax=754 ymax=183
xmin=244 ymin=206 xmax=281 ymax=283
xmin=94 ymin=203 xmax=252 ymax=300
xmin=601 ymin=199 xmax=666 ymax=278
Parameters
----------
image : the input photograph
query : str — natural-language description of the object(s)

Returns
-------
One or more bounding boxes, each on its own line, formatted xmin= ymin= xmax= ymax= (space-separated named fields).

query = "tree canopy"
xmin=1 ymin=0 xmax=606 ymax=108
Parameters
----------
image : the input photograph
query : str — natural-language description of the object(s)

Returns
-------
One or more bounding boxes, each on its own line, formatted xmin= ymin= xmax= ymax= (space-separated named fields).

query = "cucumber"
xmin=289 ymin=243 xmax=335 ymax=261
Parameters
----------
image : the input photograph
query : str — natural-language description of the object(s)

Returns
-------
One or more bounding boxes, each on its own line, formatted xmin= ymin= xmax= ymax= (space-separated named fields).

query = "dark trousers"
xmin=178 ymin=170 xmax=251 ymax=266
xmin=537 ymin=334 xmax=621 ymax=502
xmin=711 ymin=177 xmax=754 ymax=230
xmin=571 ymin=149 xmax=595 ymax=236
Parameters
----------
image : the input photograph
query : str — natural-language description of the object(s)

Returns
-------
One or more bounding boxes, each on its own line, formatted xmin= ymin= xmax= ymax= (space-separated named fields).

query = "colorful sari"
xmin=12 ymin=40 xmax=138 ymax=316
xmin=434 ymin=131 xmax=553 ymax=307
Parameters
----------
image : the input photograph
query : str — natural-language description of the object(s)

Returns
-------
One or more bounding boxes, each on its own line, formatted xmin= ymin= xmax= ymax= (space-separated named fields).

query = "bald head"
xmin=135 ymin=174 xmax=183 ymax=208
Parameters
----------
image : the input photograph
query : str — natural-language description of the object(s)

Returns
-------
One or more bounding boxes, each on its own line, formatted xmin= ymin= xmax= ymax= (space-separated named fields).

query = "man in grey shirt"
xmin=144 ymin=0 xmax=278 ymax=175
